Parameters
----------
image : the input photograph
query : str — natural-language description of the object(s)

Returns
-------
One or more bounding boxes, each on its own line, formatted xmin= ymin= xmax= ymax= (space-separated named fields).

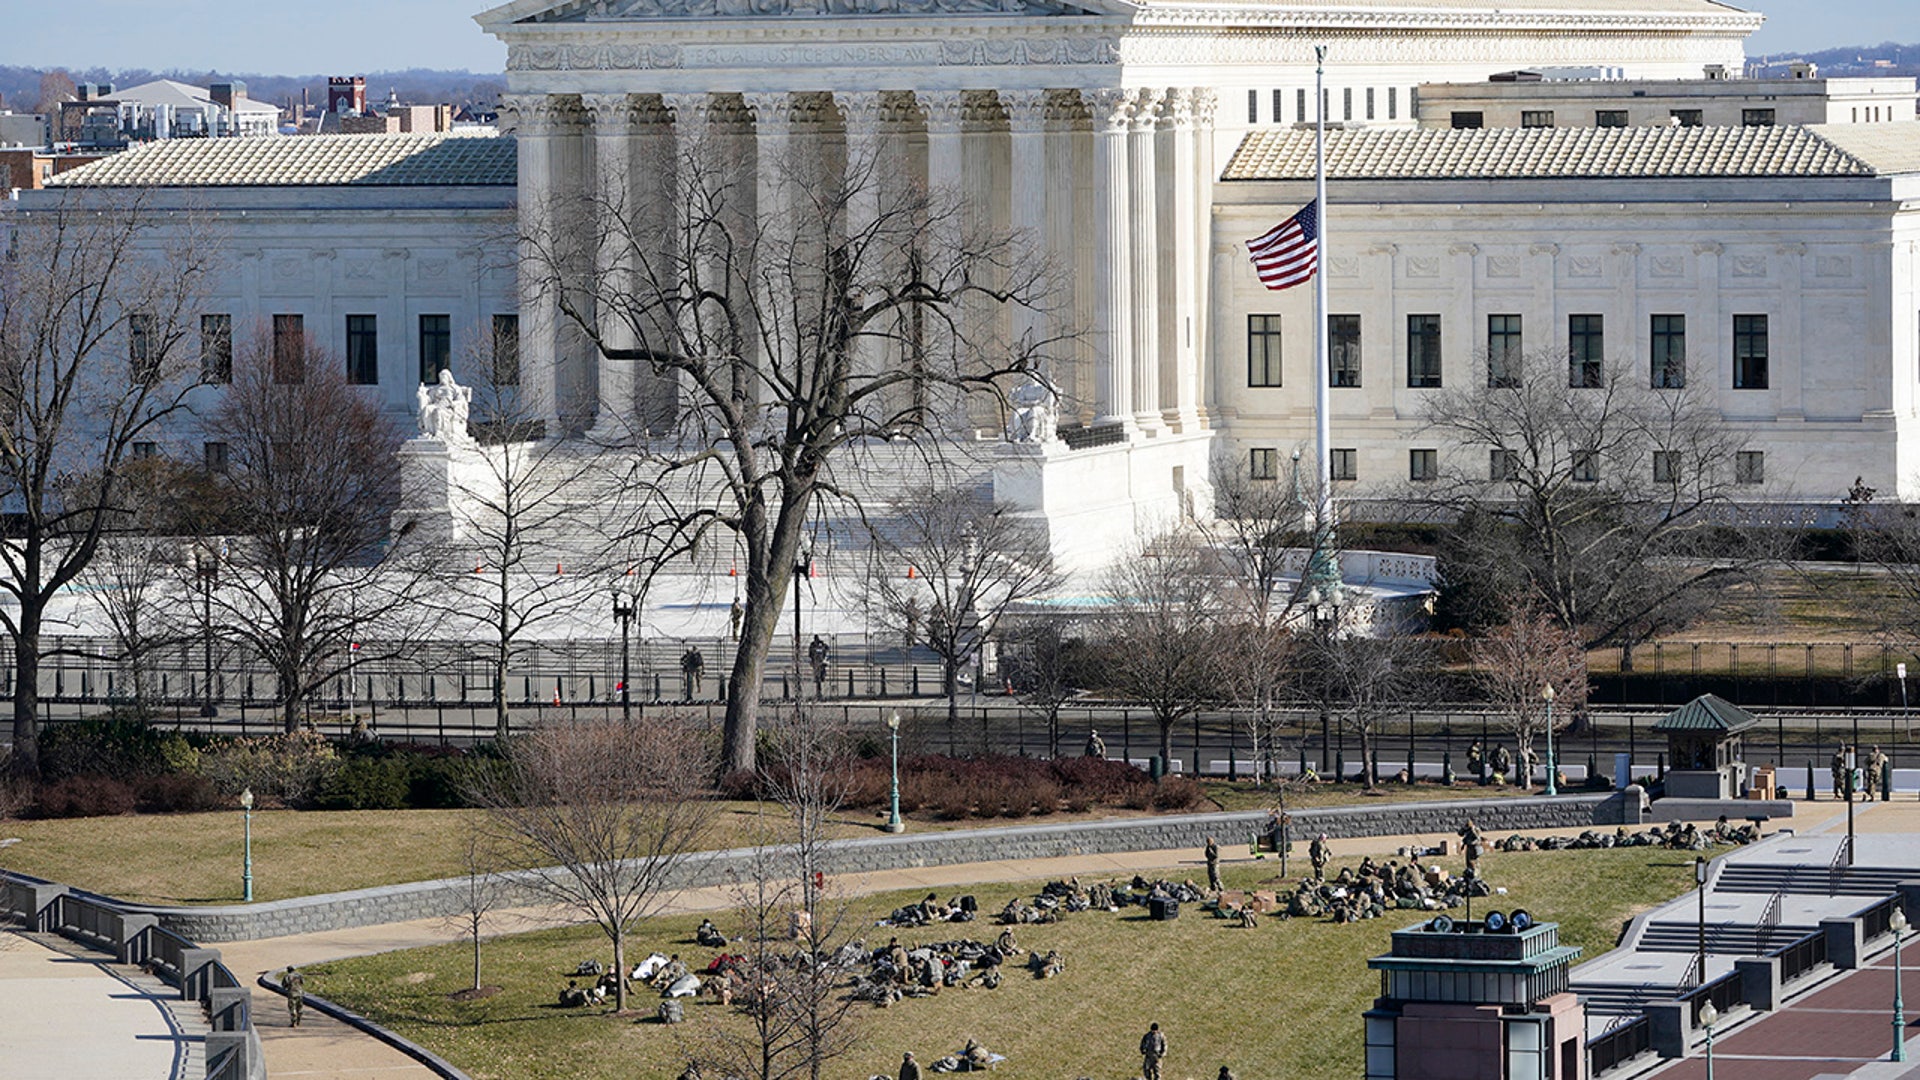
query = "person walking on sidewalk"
xmin=282 ymin=966 xmax=305 ymax=1027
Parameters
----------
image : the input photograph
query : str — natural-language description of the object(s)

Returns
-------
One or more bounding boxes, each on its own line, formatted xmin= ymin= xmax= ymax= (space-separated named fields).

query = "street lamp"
xmin=1542 ymin=683 xmax=1558 ymax=796
xmin=1848 ymin=745 xmax=1858 ymax=866
xmin=1699 ymin=1000 xmax=1719 ymax=1080
xmin=1695 ymin=854 xmax=1708 ymax=983
xmin=1307 ymin=582 xmax=1346 ymax=775
xmin=611 ymin=589 xmax=636 ymax=721
xmin=885 ymin=711 xmax=904 ymax=834
xmin=196 ymin=545 xmax=218 ymax=718
xmin=239 ymin=787 xmax=255 ymax=903
xmin=1894 ymin=906 xmax=1910 ymax=1063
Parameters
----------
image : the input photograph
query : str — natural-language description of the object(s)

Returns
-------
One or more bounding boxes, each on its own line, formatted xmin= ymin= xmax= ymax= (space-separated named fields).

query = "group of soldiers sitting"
xmin=1491 ymin=818 xmax=1760 ymax=853
xmin=1279 ymin=853 xmax=1496 ymax=924
xmin=884 ymin=893 xmax=980 ymax=928
xmin=854 ymin=927 xmax=1059 ymax=1005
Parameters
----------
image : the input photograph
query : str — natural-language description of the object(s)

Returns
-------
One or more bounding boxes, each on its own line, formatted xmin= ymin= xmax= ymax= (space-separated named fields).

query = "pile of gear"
xmin=993 ymin=875 xmax=1205 ymax=925
xmin=1272 ymin=855 xmax=1497 ymax=924
xmin=881 ymin=893 xmax=980 ymax=928
xmin=851 ymin=926 xmax=1047 ymax=1006
xmin=1494 ymin=819 xmax=1763 ymax=853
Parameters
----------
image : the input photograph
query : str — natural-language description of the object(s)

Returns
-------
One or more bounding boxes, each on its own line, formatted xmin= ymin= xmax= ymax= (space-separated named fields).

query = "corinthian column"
xmin=582 ymin=92 xmax=640 ymax=441
xmin=743 ymin=92 xmax=794 ymax=408
xmin=1002 ymin=89 xmax=1050 ymax=367
xmin=1163 ymin=88 xmax=1199 ymax=432
xmin=1128 ymin=88 xmax=1164 ymax=431
xmin=838 ymin=91 xmax=890 ymax=395
xmin=501 ymin=93 xmax=562 ymax=428
xmin=1188 ymin=88 xmax=1218 ymax=428
xmin=661 ymin=92 xmax=715 ymax=431
xmin=1085 ymin=87 xmax=1134 ymax=425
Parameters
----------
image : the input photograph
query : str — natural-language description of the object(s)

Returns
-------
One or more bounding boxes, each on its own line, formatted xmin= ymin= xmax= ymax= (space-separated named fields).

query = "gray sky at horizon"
xmin=0 ymin=0 xmax=1908 ymax=76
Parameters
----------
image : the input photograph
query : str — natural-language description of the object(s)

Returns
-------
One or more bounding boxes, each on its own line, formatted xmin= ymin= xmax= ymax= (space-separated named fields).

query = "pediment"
xmin=479 ymin=0 xmax=1124 ymax=23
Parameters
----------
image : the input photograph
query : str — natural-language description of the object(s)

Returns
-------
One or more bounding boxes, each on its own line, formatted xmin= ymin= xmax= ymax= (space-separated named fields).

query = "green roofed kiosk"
xmin=1650 ymin=694 xmax=1759 ymax=800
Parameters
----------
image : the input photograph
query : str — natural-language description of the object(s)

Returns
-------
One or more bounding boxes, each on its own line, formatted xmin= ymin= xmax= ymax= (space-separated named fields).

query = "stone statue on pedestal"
xmin=1006 ymin=373 xmax=1059 ymax=445
xmin=415 ymin=369 xmax=473 ymax=445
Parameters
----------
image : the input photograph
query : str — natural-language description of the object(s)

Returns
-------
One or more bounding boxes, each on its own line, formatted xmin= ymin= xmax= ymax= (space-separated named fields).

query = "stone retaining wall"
xmin=95 ymin=793 xmax=1622 ymax=943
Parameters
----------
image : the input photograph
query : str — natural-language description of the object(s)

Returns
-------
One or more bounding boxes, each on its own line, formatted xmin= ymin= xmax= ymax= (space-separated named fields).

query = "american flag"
xmin=1246 ymin=200 xmax=1319 ymax=291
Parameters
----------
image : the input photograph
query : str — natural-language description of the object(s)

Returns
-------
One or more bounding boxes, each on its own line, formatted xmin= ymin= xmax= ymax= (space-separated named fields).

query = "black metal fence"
xmin=1770 ymin=930 xmax=1828 ymax=984
xmin=1587 ymin=1015 xmax=1651 ymax=1075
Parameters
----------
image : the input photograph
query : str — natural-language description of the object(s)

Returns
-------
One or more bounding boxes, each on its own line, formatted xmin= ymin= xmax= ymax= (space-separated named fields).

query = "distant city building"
xmin=0 ymin=110 xmax=50 ymax=149
xmin=1416 ymin=73 xmax=1918 ymax=130
xmin=56 ymin=80 xmax=281 ymax=146
xmin=0 ymin=147 xmax=109 ymax=191
xmin=311 ymin=76 xmax=456 ymax=135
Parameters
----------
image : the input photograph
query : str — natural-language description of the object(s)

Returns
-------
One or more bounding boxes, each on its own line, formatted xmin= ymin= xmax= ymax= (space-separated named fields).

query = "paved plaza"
xmin=0 ymin=932 xmax=201 ymax=1080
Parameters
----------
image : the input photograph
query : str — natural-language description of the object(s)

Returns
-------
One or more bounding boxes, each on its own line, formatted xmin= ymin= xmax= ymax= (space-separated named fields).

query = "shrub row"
xmin=725 ymin=752 xmax=1206 ymax=820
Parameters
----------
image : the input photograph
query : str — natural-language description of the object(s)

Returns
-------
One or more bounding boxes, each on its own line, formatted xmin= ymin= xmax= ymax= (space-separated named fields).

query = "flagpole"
xmin=1312 ymin=45 xmax=1336 ymax=577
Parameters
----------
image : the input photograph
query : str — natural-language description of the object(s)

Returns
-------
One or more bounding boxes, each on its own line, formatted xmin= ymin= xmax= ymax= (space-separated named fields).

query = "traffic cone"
xmin=473 ymin=560 xmax=483 ymax=574
xmin=907 ymin=566 xmax=916 ymax=579
xmin=555 ymin=561 xmax=564 ymax=575
xmin=552 ymin=688 xmax=562 ymax=706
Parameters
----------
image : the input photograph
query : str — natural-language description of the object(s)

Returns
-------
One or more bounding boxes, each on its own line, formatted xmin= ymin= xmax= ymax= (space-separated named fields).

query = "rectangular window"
xmin=1490 ymin=449 xmax=1518 ymax=482
xmin=1247 ymin=89 xmax=1258 ymax=124
xmin=1407 ymin=314 xmax=1442 ymax=388
xmin=1451 ymin=111 xmax=1484 ymax=130
xmin=1329 ymin=315 xmax=1361 ymax=387
xmin=1330 ymin=448 xmax=1357 ymax=482
xmin=492 ymin=314 xmax=521 ymax=387
xmin=1343 ymin=87 xmax=1353 ymax=121
xmin=1569 ymin=314 xmax=1604 ymax=388
xmin=345 ymin=314 xmax=379 ymax=385
xmin=1671 ymin=109 xmax=1703 ymax=127
xmin=1366 ymin=87 xmax=1376 ymax=120
xmin=203 ymin=441 xmax=228 ymax=474
xmin=1388 ymin=87 xmax=1398 ymax=120
xmin=200 ymin=314 xmax=232 ymax=384
xmin=1272 ymin=89 xmax=1283 ymax=125
xmin=1247 ymin=314 xmax=1283 ymax=387
xmin=1572 ymin=451 xmax=1599 ymax=483
xmin=131 ymin=441 xmax=157 ymax=460
xmin=1736 ymin=450 xmax=1765 ymax=484
xmin=1651 ymin=314 xmax=1687 ymax=388
xmin=1741 ymin=108 xmax=1776 ymax=127
xmin=1297 ymin=89 xmax=1307 ymax=124
xmin=418 ymin=314 xmax=451 ymax=385
xmin=1487 ymin=314 xmax=1522 ymax=388
xmin=128 ymin=312 xmax=156 ymax=382
xmin=1409 ymin=449 xmax=1438 ymax=482
xmin=271 ymin=313 xmax=305 ymax=384
xmin=1652 ymin=450 xmax=1677 ymax=484
xmin=1521 ymin=110 xmax=1555 ymax=129
xmin=1733 ymin=314 xmax=1769 ymax=389
xmin=1596 ymin=109 xmax=1628 ymax=128
xmin=1249 ymin=448 xmax=1279 ymax=481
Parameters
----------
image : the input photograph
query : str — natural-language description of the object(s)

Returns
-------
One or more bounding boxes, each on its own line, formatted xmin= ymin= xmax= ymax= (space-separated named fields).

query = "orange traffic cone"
xmin=555 ymin=561 xmax=564 ymax=575
xmin=907 ymin=566 xmax=916 ymax=579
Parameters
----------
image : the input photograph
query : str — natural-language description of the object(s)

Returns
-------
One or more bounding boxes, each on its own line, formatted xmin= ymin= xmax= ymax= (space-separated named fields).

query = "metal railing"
xmin=1769 ymin=929 xmax=1828 ymax=984
xmin=1679 ymin=969 xmax=1746 ymax=1027
xmin=1856 ymin=894 xmax=1901 ymax=942
xmin=1058 ymin=422 xmax=1127 ymax=450
xmin=1755 ymin=890 xmax=1783 ymax=955
xmin=1827 ymin=836 xmax=1852 ymax=895
xmin=1587 ymin=1014 xmax=1652 ymax=1075
xmin=1676 ymin=951 xmax=1703 ymax=992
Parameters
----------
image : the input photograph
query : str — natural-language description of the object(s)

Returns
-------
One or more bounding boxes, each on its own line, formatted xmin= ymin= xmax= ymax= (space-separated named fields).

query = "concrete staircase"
xmin=1635 ymin=920 xmax=1816 ymax=955
xmin=1712 ymin=862 xmax=1915 ymax=898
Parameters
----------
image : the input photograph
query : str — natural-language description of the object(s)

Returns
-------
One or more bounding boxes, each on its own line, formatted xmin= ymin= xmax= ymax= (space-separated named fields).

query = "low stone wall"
xmin=85 ymin=793 xmax=1623 ymax=943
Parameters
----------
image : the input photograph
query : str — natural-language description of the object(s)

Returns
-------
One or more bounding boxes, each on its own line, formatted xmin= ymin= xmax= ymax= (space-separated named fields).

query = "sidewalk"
xmin=0 ymin=932 xmax=197 ymax=1080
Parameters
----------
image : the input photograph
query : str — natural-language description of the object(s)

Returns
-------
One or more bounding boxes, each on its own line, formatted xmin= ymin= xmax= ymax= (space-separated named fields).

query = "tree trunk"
xmin=471 ymin=924 xmax=482 ymax=991
xmin=1159 ymin=715 xmax=1175 ymax=777
xmin=1358 ymin=726 xmax=1375 ymax=790
xmin=611 ymin=931 xmax=626 ymax=1013
xmin=9 ymin=604 xmax=42 ymax=777
xmin=944 ymin=658 xmax=959 ymax=736
xmin=492 ymin=648 xmax=510 ymax=744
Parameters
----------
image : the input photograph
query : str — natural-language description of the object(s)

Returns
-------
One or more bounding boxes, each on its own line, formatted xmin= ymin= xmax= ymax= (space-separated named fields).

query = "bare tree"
xmin=1470 ymin=607 xmax=1589 ymax=787
xmin=1420 ymin=350 xmax=1764 ymax=662
xmin=864 ymin=484 xmax=1060 ymax=742
xmin=200 ymin=330 xmax=422 ymax=732
xmin=1101 ymin=532 xmax=1223 ymax=772
xmin=0 ymin=190 xmax=215 ymax=774
xmin=422 ymin=342 xmax=619 ymax=742
xmin=1292 ymin=627 xmax=1428 ymax=790
xmin=693 ymin=708 xmax=863 ymax=1080
xmin=76 ymin=457 xmax=199 ymax=714
xmin=526 ymin=119 xmax=1063 ymax=776
xmin=475 ymin=715 xmax=716 ymax=1013
xmin=441 ymin=829 xmax=513 ymax=997
xmin=1002 ymin=616 xmax=1093 ymax=759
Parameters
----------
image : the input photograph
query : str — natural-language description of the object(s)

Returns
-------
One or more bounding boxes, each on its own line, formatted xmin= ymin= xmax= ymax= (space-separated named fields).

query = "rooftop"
xmin=1220 ymin=124 xmax=1920 ymax=181
xmin=47 ymin=134 xmax=516 ymax=188
xmin=85 ymin=79 xmax=280 ymax=114
xmin=1649 ymin=694 xmax=1761 ymax=734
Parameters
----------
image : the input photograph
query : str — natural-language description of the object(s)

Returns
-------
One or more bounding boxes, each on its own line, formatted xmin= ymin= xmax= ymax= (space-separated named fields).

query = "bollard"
xmin=1807 ymin=762 xmax=1816 ymax=802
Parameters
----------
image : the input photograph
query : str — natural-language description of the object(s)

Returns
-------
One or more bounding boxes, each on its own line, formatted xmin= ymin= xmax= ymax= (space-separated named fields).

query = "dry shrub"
xmin=34 ymin=774 xmax=136 ymax=818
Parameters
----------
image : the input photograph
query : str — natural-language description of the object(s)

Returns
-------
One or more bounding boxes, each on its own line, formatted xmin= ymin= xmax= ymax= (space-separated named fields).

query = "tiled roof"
xmin=1221 ymin=125 xmax=1892 ymax=182
xmin=1650 ymin=694 xmax=1760 ymax=734
xmin=1189 ymin=0 xmax=1749 ymax=11
xmin=47 ymin=134 xmax=516 ymax=188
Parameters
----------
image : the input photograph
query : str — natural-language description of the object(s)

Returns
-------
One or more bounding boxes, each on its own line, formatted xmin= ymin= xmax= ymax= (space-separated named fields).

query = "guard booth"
xmin=1364 ymin=912 xmax=1585 ymax=1080
xmin=1650 ymin=694 xmax=1758 ymax=799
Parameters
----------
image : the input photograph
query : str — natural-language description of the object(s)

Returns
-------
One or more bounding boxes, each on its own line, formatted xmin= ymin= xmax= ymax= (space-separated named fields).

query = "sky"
xmin=0 ymin=0 xmax=1908 ymax=75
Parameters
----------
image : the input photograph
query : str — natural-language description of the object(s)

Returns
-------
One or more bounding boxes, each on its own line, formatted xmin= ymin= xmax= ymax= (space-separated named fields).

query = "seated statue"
xmin=415 ymin=368 xmax=474 ymax=445
xmin=1005 ymin=374 xmax=1059 ymax=445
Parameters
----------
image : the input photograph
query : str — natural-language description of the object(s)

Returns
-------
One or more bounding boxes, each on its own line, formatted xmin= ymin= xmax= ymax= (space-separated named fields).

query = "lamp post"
xmin=1894 ymin=906 xmax=1910 ymax=1063
xmin=1699 ymin=1000 xmax=1719 ymax=1080
xmin=1542 ymin=683 xmax=1558 ymax=796
xmin=1900 ymin=662 xmax=1911 ymax=742
xmin=612 ymin=589 xmax=636 ymax=721
xmin=1848 ymin=745 xmax=1858 ymax=866
xmin=885 ymin=711 xmax=904 ymax=834
xmin=239 ymin=787 xmax=255 ymax=903
xmin=1695 ymin=854 xmax=1708 ymax=982
xmin=196 ymin=546 xmax=218 ymax=718
xmin=1308 ymin=582 xmax=1346 ymax=774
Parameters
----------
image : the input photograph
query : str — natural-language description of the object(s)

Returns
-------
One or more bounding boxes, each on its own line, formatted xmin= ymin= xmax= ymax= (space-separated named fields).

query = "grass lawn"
xmin=1201 ymin=780 xmax=1532 ymax=814
xmin=304 ymin=846 xmax=1699 ymax=1080
xmin=1 ymin=784 xmax=1547 ymax=905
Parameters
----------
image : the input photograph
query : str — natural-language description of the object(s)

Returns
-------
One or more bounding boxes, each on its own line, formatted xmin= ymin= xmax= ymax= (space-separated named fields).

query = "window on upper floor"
xmin=1521 ymin=110 xmax=1555 ymax=128
xmin=1735 ymin=450 xmax=1765 ymax=485
xmin=1329 ymin=315 xmax=1361 ymax=387
xmin=1742 ymin=108 xmax=1776 ymax=127
xmin=201 ymin=314 xmax=232 ymax=384
xmin=1490 ymin=449 xmax=1518 ymax=483
xmin=1388 ymin=86 xmax=1399 ymax=120
xmin=1249 ymin=447 xmax=1279 ymax=481
xmin=1451 ymin=111 xmax=1484 ymax=130
xmin=1569 ymin=314 xmax=1604 ymax=388
xmin=1671 ymin=109 xmax=1704 ymax=127
xmin=493 ymin=314 xmax=521 ymax=387
xmin=1596 ymin=110 xmax=1628 ymax=128
xmin=1407 ymin=315 xmax=1442 ymax=388
xmin=1248 ymin=315 xmax=1283 ymax=387
xmin=346 ymin=314 xmax=379 ymax=385
xmin=1488 ymin=314 xmax=1522 ymax=388
xmin=1572 ymin=450 xmax=1599 ymax=483
xmin=272 ymin=314 xmax=305 ymax=384
xmin=1330 ymin=448 xmax=1357 ymax=482
xmin=1651 ymin=314 xmax=1687 ymax=389
xmin=1733 ymin=314 xmax=1769 ymax=389
xmin=419 ymin=314 xmax=451 ymax=385
xmin=1409 ymin=448 xmax=1438 ymax=483
xmin=1247 ymin=89 xmax=1258 ymax=124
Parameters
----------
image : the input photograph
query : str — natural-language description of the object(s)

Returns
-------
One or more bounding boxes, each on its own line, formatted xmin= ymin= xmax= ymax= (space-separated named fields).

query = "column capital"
xmin=1083 ymin=87 xmax=1135 ymax=134
xmin=1128 ymin=88 xmax=1166 ymax=132
xmin=662 ymin=92 xmax=714 ymax=129
xmin=742 ymin=91 xmax=796 ymax=134
xmin=836 ymin=90 xmax=887 ymax=140
xmin=917 ymin=89 xmax=968 ymax=134
xmin=1188 ymin=87 xmax=1219 ymax=128
xmin=1000 ymin=89 xmax=1050 ymax=134
xmin=580 ymin=93 xmax=644 ymax=132
xmin=1162 ymin=87 xmax=1196 ymax=129
xmin=499 ymin=93 xmax=565 ymax=136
